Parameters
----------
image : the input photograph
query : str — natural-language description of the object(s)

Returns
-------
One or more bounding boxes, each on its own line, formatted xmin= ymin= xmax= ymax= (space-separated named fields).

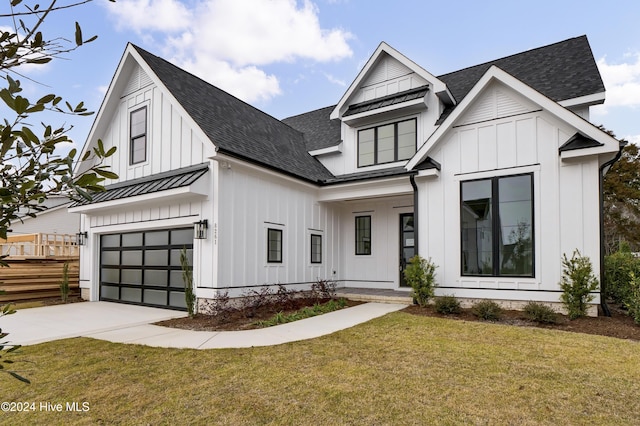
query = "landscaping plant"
xmin=180 ymin=248 xmax=196 ymax=318
xmin=603 ymin=241 xmax=640 ymax=304
xmin=559 ymin=250 xmax=599 ymax=319
xmin=59 ymin=261 xmax=70 ymax=303
xmin=434 ymin=295 xmax=461 ymax=315
xmin=522 ymin=302 xmax=558 ymax=324
xmin=404 ymin=255 xmax=437 ymax=307
xmin=471 ymin=300 xmax=503 ymax=321
xmin=625 ymin=272 xmax=640 ymax=325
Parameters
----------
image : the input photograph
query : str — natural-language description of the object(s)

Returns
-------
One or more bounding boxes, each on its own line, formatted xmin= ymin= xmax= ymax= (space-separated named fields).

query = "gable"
xmin=353 ymin=53 xmax=429 ymax=104
xmin=456 ymin=81 xmax=539 ymax=127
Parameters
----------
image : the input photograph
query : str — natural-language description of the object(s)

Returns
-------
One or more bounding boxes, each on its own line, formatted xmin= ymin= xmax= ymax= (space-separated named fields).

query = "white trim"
xmin=453 ymin=164 xmax=541 ymax=181
xmin=558 ymin=92 xmax=605 ymax=108
xmin=318 ymin=176 xmax=412 ymax=202
xmin=406 ymin=66 xmax=619 ymax=171
xmin=309 ymin=143 xmax=342 ymax=157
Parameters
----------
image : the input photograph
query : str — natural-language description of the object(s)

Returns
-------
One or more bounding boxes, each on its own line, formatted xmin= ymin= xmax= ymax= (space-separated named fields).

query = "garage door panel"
xmin=100 ymin=228 xmax=193 ymax=310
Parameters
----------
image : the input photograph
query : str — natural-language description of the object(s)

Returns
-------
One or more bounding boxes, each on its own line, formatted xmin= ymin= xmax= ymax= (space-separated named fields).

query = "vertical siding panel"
xmin=161 ymin=96 xmax=172 ymax=172
xmin=171 ymin=109 xmax=181 ymax=170
xmin=478 ymin=125 xmax=497 ymax=170
xmin=460 ymin=128 xmax=477 ymax=173
xmin=516 ymin=118 xmax=536 ymax=165
xmin=151 ymin=89 xmax=162 ymax=175
xmin=497 ymin=121 xmax=516 ymax=168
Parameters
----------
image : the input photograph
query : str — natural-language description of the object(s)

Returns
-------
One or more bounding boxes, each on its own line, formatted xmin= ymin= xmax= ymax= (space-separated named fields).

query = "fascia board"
xmin=558 ymin=92 xmax=606 ymax=108
xmin=317 ymin=176 xmax=412 ymax=202
xmin=407 ymin=66 xmax=619 ymax=170
xmin=68 ymin=183 xmax=208 ymax=214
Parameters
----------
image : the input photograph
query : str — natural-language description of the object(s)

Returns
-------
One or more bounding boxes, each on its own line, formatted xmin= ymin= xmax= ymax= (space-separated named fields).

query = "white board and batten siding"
xmin=417 ymin=81 xmax=601 ymax=303
xmin=215 ymin=163 xmax=341 ymax=297
xmin=99 ymin=65 xmax=213 ymax=184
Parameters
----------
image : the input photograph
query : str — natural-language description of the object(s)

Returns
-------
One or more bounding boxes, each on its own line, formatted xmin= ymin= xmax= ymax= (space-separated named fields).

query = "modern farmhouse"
xmin=70 ymin=35 xmax=622 ymax=314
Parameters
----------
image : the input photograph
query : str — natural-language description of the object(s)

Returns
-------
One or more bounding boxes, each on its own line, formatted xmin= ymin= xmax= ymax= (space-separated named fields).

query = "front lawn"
xmin=3 ymin=312 xmax=640 ymax=424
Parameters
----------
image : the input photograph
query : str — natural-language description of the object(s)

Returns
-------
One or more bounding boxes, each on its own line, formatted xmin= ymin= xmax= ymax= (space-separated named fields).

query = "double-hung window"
xmin=461 ymin=173 xmax=534 ymax=277
xmin=358 ymin=119 xmax=416 ymax=167
xmin=130 ymin=106 xmax=147 ymax=164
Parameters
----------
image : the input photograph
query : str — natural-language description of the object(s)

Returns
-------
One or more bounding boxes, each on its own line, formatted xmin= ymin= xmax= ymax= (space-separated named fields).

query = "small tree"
xmin=560 ymin=250 xmax=599 ymax=319
xmin=180 ymin=248 xmax=196 ymax=318
xmin=59 ymin=261 xmax=70 ymax=303
xmin=403 ymin=255 xmax=437 ymax=307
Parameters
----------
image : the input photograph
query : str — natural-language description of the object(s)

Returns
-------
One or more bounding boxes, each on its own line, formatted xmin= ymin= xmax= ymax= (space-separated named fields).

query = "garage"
xmin=99 ymin=228 xmax=193 ymax=310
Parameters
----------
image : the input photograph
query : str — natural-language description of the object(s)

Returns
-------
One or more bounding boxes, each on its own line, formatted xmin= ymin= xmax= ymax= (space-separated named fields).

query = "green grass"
xmin=2 ymin=312 xmax=640 ymax=425
xmin=255 ymin=298 xmax=348 ymax=327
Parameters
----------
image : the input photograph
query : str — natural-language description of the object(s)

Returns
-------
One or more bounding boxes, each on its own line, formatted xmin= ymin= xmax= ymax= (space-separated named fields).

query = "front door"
xmin=399 ymin=213 xmax=415 ymax=287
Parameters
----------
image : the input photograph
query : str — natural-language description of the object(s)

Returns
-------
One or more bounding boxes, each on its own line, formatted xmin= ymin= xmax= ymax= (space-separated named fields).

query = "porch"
xmin=336 ymin=287 xmax=413 ymax=304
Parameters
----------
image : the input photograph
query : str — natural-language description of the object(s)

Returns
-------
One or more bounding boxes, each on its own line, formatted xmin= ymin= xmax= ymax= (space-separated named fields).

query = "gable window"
xmin=310 ymin=234 xmax=322 ymax=264
xmin=355 ymin=216 xmax=371 ymax=255
xmin=267 ymin=228 xmax=283 ymax=263
xmin=461 ymin=173 xmax=534 ymax=277
xmin=358 ymin=118 xmax=416 ymax=167
xmin=130 ymin=106 xmax=147 ymax=164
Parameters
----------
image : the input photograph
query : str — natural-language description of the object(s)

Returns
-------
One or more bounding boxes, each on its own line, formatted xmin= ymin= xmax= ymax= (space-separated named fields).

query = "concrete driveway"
xmin=1 ymin=302 xmax=187 ymax=346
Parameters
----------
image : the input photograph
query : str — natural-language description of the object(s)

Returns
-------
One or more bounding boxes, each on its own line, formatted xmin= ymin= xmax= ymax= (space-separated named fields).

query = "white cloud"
xmin=595 ymin=53 xmax=640 ymax=114
xmin=106 ymin=0 xmax=352 ymax=103
xmin=323 ymin=72 xmax=346 ymax=86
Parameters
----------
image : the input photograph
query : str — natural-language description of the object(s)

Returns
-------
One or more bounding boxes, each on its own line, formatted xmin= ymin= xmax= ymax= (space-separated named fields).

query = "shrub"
xmin=310 ymin=279 xmax=337 ymax=301
xmin=434 ymin=295 xmax=461 ymax=314
xmin=240 ymin=287 xmax=274 ymax=318
xmin=560 ymin=250 xmax=599 ymax=319
xmin=180 ymin=248 xmax=196 ymax=318
xmin=604 ymin=247 xmax=640 ymax=305
xmin=404 ymin=256 xmax=437 ymax=307
xmin=472 ymin=300 xmax=503 ymax=321
xmin=625 ymin=272 xmax=640 ymax=325
xmin=59 ymin=261 xmax=70 ymax=303
xmin=522 ymin=302 xmax=558 ymax=324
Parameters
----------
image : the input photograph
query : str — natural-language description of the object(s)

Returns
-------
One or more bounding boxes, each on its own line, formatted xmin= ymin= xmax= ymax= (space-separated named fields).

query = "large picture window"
xmin=355 ymin=216 xmax=371 ymax=255
xmin=461 ymin=174 xmax=533 ymax=277
xmin=130 ymin=106 xmax=147 ymax=164
xmin=358 ymin=119 xmax=416 ymax=167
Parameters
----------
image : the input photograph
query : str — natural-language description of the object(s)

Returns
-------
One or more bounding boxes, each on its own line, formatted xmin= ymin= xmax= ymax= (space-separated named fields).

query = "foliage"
xmin=0 ymin=0 xmax=118 ymax=259
xmin=403 ymin=255 xmax=437 ymax=307
xmin=434 ymin=295 xmax=461 ymax=315
xmin=310 ymin=279 xmax=337 ymax=301
xmin=199 ymin=291 xmax=233 ymax=323
xmin=240 ymin=287 xmax=274 ymax=318
xmin=522 ymin=302 xmax=558 ymax=324
xmin=625 ymin=272 xmax=640 ymax=325
xmin=255 ymin=298 xmax=348 ymax=328
xmin=559 ymin=250 xmax=599 ymax=320
xmin=471 ymin=300 xmax=503 ymax=321
xmin=0 ymin=302 xmax=29 ymax=383
xmin=604 ymin=243 xmax=640 ymax=304
xmin=180 ymin=248 xmax=196 ymax=318
xmin=603 ymin=141 xmax=640 ymax=254
xmin=59 ymin=261 xmax=70 ymax=303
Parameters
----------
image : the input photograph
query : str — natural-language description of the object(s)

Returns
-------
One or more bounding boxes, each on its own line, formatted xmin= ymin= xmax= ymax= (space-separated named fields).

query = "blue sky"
xmin=7 ymin=0 xmax=640 ymax=153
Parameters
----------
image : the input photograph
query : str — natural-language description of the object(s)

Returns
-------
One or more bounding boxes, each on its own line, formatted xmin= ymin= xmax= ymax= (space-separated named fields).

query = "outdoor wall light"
xmin=194 ymin=219 xmax=208 ymax=240
xmin=76 ymin=231 xmax=88 ymax=246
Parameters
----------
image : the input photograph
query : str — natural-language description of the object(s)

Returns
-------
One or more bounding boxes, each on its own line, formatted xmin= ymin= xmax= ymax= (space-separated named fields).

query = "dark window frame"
xmin=310 ymin=234 xmax=322 ymax=264
xmin=357 ymin=118 xmax=417 ymax=167
xmin=355 ymin=215 xmax=372 ymax=255
xmin=267 ymin=228 xmax=283 ymax=263
xmin=130 ymin=106 xmax=147 ymax=165
xmin=460 ymin=173 xmax=535 ymax=278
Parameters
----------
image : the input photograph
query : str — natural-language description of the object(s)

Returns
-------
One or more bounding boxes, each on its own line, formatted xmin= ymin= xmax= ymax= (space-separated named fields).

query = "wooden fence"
xmin=0 ymin=234 xmax=80 ymax=302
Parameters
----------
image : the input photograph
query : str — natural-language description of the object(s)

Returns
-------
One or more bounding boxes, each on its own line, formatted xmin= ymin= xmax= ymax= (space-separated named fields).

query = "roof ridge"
xmin=437 ymin=35 xmax=588 ymax=78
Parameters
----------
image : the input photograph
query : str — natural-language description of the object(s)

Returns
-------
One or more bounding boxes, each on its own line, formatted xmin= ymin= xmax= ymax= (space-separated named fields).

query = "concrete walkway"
xmin=1 ymin=301 xmax=407 ymax=349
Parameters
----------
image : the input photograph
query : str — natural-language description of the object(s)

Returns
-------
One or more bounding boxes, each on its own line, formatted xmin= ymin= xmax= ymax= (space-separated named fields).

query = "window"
xmin=355 ymin=216 xmax=371 ymax=255
xmin=310 ymin=234 xmax=322 ymax=264
xmin=267 ymin=228 xmax=282 ymax=263
xmin=461 ymin=174 xmax=533 ymax=277
xmin=358 ymin=119 xmax=416 ymax=167
xmin=130 ymin=107 xmax=147 ymax=164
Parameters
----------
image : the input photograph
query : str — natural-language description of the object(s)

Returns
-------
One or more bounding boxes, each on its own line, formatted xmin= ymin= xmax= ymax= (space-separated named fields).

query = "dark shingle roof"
xmin=438 ymin=35 xmax=604 ymax=104
xmin=282 ymin=106 xmax=341 ymax=152
xmin=559 ymin=133 xmax=604 ymax=152
xmin=133 ymin=46 xmax=333 ymax=183
xmin=73 ymin=163 xmax=209 ymax=206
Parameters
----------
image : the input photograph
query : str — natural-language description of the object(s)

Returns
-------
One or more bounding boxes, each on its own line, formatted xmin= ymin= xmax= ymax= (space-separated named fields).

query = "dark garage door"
xmin=100 ymin=228 xmax=193 ymax=310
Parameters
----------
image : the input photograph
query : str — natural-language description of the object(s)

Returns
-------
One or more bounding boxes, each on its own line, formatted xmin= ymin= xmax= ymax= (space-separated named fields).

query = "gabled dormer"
xmin=320 ymin=42 xmax=454 ymax=176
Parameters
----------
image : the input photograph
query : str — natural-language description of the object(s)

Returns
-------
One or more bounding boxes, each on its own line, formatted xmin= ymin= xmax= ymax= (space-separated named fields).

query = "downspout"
xmin=599 ymin=141 xmax=626 ymax=317
xmin=410 ymin=174 xmax=419 ymax=255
